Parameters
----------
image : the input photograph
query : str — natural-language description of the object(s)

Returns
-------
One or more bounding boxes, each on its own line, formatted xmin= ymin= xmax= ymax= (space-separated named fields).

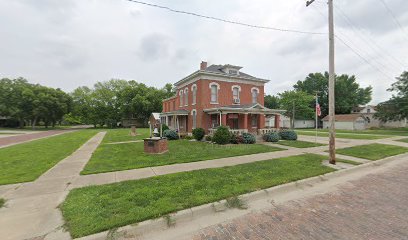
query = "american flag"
xmin=316 ymin=101 xmax=321 ymax=117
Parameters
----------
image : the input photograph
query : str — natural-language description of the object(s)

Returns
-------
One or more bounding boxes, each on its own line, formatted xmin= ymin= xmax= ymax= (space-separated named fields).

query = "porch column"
xmin=258 ymin=114 xmax=265 ymax=129
xmin=275 ymin=114 xmax=281 ymax=128
xmin=243 ymin=113 xmax=248 ymax=131
xmin=221 ymin=113 xmax=227 ymax=126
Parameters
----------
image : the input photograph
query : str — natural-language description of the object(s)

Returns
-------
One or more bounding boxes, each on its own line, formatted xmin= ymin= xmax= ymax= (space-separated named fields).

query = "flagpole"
xmin=315 ymin=92 xmax=318 ymax=144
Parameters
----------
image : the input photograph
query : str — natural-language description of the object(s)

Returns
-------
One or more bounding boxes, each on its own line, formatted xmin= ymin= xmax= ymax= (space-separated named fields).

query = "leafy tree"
xmin=294 ymin=72 xmax=372 ymax=116
xmin=375 ymin=71 xmax=408 ymax=122
xmin=279 ymin=90 xmax=315 ymax=128
xmin=264 ymin=95 xmax=280 ymax=109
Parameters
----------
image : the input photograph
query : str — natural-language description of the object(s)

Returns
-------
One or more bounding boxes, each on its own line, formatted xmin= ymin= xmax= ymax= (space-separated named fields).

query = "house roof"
xmin=322 ymin=114 xmax=365 ymax=122
xmin=174 ymin=64 xmax=269 ymax=87
xmin=151 ymin=113 xmax=161 ymax=120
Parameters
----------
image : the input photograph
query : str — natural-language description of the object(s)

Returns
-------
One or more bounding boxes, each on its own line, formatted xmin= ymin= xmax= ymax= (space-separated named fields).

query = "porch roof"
xmin=203 ymin=103 xmax=286 ymax=115
xmin=161 ymin=110 xmax=189 ymax=116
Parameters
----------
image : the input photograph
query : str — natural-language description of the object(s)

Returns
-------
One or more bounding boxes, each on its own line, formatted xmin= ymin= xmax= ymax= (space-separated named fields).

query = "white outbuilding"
xmin=322 ymin=114 xmax=367 ymax=130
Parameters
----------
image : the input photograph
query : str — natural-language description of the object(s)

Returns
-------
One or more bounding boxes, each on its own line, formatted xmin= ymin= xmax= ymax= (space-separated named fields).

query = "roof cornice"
xmin=174 ymin=70 xmax=270 ymax=87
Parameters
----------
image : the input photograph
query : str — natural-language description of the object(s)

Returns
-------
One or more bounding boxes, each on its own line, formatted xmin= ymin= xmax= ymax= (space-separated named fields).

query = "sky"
xmin=0 ymin=0 xmax=407 ymax=104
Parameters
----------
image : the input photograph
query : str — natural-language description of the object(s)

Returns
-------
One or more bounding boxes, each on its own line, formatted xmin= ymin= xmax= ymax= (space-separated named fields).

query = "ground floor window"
xmin=211 ymin=114 xmax=219 ymax=128
xmin=251 ymin=115 xmax=258 ymax=127
xmin=192 ymin=110 xmax=197 ymax=129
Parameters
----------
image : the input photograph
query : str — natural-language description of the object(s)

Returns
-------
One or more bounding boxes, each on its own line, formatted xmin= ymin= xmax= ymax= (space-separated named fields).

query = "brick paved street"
xmin=192 ymin=162 xmax=408 ymax=240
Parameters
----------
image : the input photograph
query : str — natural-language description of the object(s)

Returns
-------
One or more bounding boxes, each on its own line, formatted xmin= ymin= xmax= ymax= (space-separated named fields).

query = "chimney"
xmin=200 ymin=61 xmax=207 ymax=70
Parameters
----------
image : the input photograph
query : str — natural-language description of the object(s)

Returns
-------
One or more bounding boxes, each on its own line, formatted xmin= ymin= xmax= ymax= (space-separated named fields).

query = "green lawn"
xmin=298 ymin=128 xmax=408 ymax=136
xmin=397 ymin=138 xmax=408 ymax=143
xmin=82 ymin=141 xmax=284 ymax=175
xmin=337 ymin=159 xmax=362 ymax=165
xmin=102 ymin=128 xmax=150 ymax=143
xmin=0 ymin=130 xmax=99 ymax=185
xmin=275 ymin=140 xmax=326 ymax=148
xmin=63 ymin=154 xmax=334 ymax=238
xmin=296 ymin=130 xmax=388 ymax=140
xmin=336 ymin=143 xmax=408 ymax=160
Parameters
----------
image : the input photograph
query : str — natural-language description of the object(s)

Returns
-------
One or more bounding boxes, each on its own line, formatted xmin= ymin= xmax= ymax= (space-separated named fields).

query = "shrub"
xmin=230 ymin=134 xmax=239 ymax=144
xmin=263 ymin=132 xmax=280 ymax=142
xmin=279 ymin=130 xmax=297 ymax=140
xmin=242 ymin=132 xmax=256 ymax=144
xmin=161 ymin=124 xmax=170 ymax=131
xmin=205 ymin=135 xmax=212 ymax=142
xmin=192 ymin=128 xmax=205 ymax=141
xmin=163 ymin=129 xmax=179 ymax=140
xmin=212 ymin=126 xmax=231 ymax=145
xmin=184 ymin=135 xmax=194 ymax=140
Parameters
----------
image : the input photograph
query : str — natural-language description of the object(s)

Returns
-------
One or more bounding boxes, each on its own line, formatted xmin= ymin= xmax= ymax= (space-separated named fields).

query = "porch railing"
xmin=258 ymin=128 xmax=278 ymax=135
xmin=208 ymin=128 xmax=248 ymax=135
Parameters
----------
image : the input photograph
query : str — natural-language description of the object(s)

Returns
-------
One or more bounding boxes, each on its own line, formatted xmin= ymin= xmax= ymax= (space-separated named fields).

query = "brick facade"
xmin=161 ymin=62 xmax=282 ymax=134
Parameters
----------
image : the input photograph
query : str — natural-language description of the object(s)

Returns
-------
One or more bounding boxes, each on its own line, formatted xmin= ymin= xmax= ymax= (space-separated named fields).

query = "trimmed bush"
xmin=230 ymin=134 xmax=239 ymax=144
xmin=161 ymin=124 xmax=170 ymax=131
xmin=192 ymin=128 xmax=205 ymax=141
xmin=184 ymin=135 xmax=194 ymax=140
xmin=279 ymin=130 xmax=298 ymax=140
xmin=242 ymin=133 xmax=256 ymax=144
xmin=163 ymin=130 xmax=179 ymax=140
xmin=263 ymin=132 xmax=280 ymax=142
xmin=212 ymin=126 xmax=231 ymax=145
xmin=205 ymin=135 xmax=212 ymax=142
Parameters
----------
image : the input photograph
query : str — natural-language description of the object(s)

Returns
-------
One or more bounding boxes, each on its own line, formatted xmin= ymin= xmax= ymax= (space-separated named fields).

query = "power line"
xmin=378 ymin=0 xmax=408 ymax=40
xmin=333 ymin=4 xmax=407 ymax=69
xmin=125 ymin=0 xmax=326 ymax=35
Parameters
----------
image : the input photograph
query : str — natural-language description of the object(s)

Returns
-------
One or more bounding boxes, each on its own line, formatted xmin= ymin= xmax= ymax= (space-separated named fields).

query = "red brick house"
xmin=161 ymin=62 xmax=284 ymax=135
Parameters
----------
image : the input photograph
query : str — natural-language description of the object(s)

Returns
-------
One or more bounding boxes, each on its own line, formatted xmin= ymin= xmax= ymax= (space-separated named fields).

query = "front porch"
xmin=204 ymin=103 xmax=285 ymax=136
xmin=160 ymin=110 xmax=189 ymax=134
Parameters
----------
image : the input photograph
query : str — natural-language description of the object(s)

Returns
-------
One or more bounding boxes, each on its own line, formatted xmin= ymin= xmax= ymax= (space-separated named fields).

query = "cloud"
xmin=0 ymin=0 xmax=407 ymax=103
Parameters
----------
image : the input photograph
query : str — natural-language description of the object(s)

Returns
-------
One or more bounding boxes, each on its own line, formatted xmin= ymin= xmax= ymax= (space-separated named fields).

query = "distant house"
xmin=322 ymin=114 xmax=367 ymax=130
xmin=352 ymin=105 xmax=407 ymax=128
xmin=266 ymin=115 xmax=315 ymax=129
xmin=161 ymin=61 xmax=285 ymax=135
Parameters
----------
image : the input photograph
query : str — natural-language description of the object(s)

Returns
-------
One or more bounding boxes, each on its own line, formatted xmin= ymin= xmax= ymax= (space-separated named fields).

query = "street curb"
xmin=77 ymin=152 xmax=407 ymax=240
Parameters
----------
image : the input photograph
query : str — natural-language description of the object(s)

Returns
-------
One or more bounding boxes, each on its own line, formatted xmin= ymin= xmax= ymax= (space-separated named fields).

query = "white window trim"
xmin=191 ymin=109 xmax=197 ymax=129
xmin=231 ymin=85 xmax=242 ymax=92
xmin=232 ymin=85 xmax=241 ymax=103
xmin=179 ymin=90 xmax=184 ymax=107
xmin=191 ymin=84 xmax=197 ymax=106
xmin=184 ymin=87 xmax=188 ymax=106
xmin=251 ymin=87 xmax=259 ymax=104
xmin=209 ymin=82 xmax=220 ymax=104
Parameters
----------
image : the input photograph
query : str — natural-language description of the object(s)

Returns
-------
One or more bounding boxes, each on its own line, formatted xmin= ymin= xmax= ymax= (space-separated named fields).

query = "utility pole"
xmin=307 ymin=0 xmax=336 ymax=164
xmin=292 ymin=100 xmax=295 ymax=129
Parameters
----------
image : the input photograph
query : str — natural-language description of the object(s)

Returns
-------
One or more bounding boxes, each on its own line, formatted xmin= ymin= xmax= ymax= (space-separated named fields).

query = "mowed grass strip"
xmin=102 ymin=128 xmax=150 ymax=143
xmin=336 ymin=143 xmax=408 ymax=160
xmin=0 ymin=130 xmax=99 ymax=185
xmin=298 ymin=128 xmax=408 ymax=136
xmin=296 ymin=130 xmax=388 ymax=140
xmin=397 ymin=138 xmax=408 ymax=143
xmin=82 ymin=140 xmax=284 ymax=175
xmin=63 ymin=154 xmax=334 ymax=238
xmin=0 ymin=198 xmax=5 ymax=208
xmin=275 ymin=140 xmax=326 ymax=148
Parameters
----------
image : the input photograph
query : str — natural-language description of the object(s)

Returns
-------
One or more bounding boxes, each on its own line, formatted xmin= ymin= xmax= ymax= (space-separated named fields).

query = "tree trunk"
xmin=32 ymin=117 xmax=38 ymax=130
xmin=19 ymin=119 xmax=25 ymax=129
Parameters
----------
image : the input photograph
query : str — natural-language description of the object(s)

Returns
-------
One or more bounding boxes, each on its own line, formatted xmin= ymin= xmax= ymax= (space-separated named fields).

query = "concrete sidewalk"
xmin=0 ymin=132 xmax=106 ymax=240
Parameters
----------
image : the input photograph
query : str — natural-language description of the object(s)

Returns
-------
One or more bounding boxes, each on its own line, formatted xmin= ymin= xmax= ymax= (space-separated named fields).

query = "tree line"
xmin=264 ymin=72 xmax=373 ymax=127
xmin=0 ymin=78 xmax=174 ymax=128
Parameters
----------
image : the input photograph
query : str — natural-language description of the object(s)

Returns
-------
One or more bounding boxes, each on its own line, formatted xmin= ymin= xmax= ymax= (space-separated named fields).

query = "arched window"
xmin=191 ymin=84 xmax=197 ymax=105
xmin=184 ymin=88 xmax=188 ymax=106
xmin=251 ymin=88 xmax=259 ymax=104
xmin=192 ymin=109 xmax=197 ymax=129
xmin=179 ymin=90 xmax=184 ymax=107
xmin=209 ymin=82 xmax=220 ymax=103
xmin=231 ymin=85 xmax=241 ymax=103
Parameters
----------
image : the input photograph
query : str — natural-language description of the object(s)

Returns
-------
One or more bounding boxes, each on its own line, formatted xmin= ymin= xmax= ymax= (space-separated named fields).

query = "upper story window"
xmin=209 ymin=82 xmax=220 ymax=103
xmin=191 ymin=109 xmax=197 ymax=129
xmin=184 ymin=88 xmax=188 ymax=106
xmin=251 ymin=87 xmax=259 ymax=104
xmin=231 ymin=85 xmax=241 ymax=103
xmin=179 ymin=90 xmax=184 ymax=107
xmin=191 ymin=84 xmax=197 ymax=105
